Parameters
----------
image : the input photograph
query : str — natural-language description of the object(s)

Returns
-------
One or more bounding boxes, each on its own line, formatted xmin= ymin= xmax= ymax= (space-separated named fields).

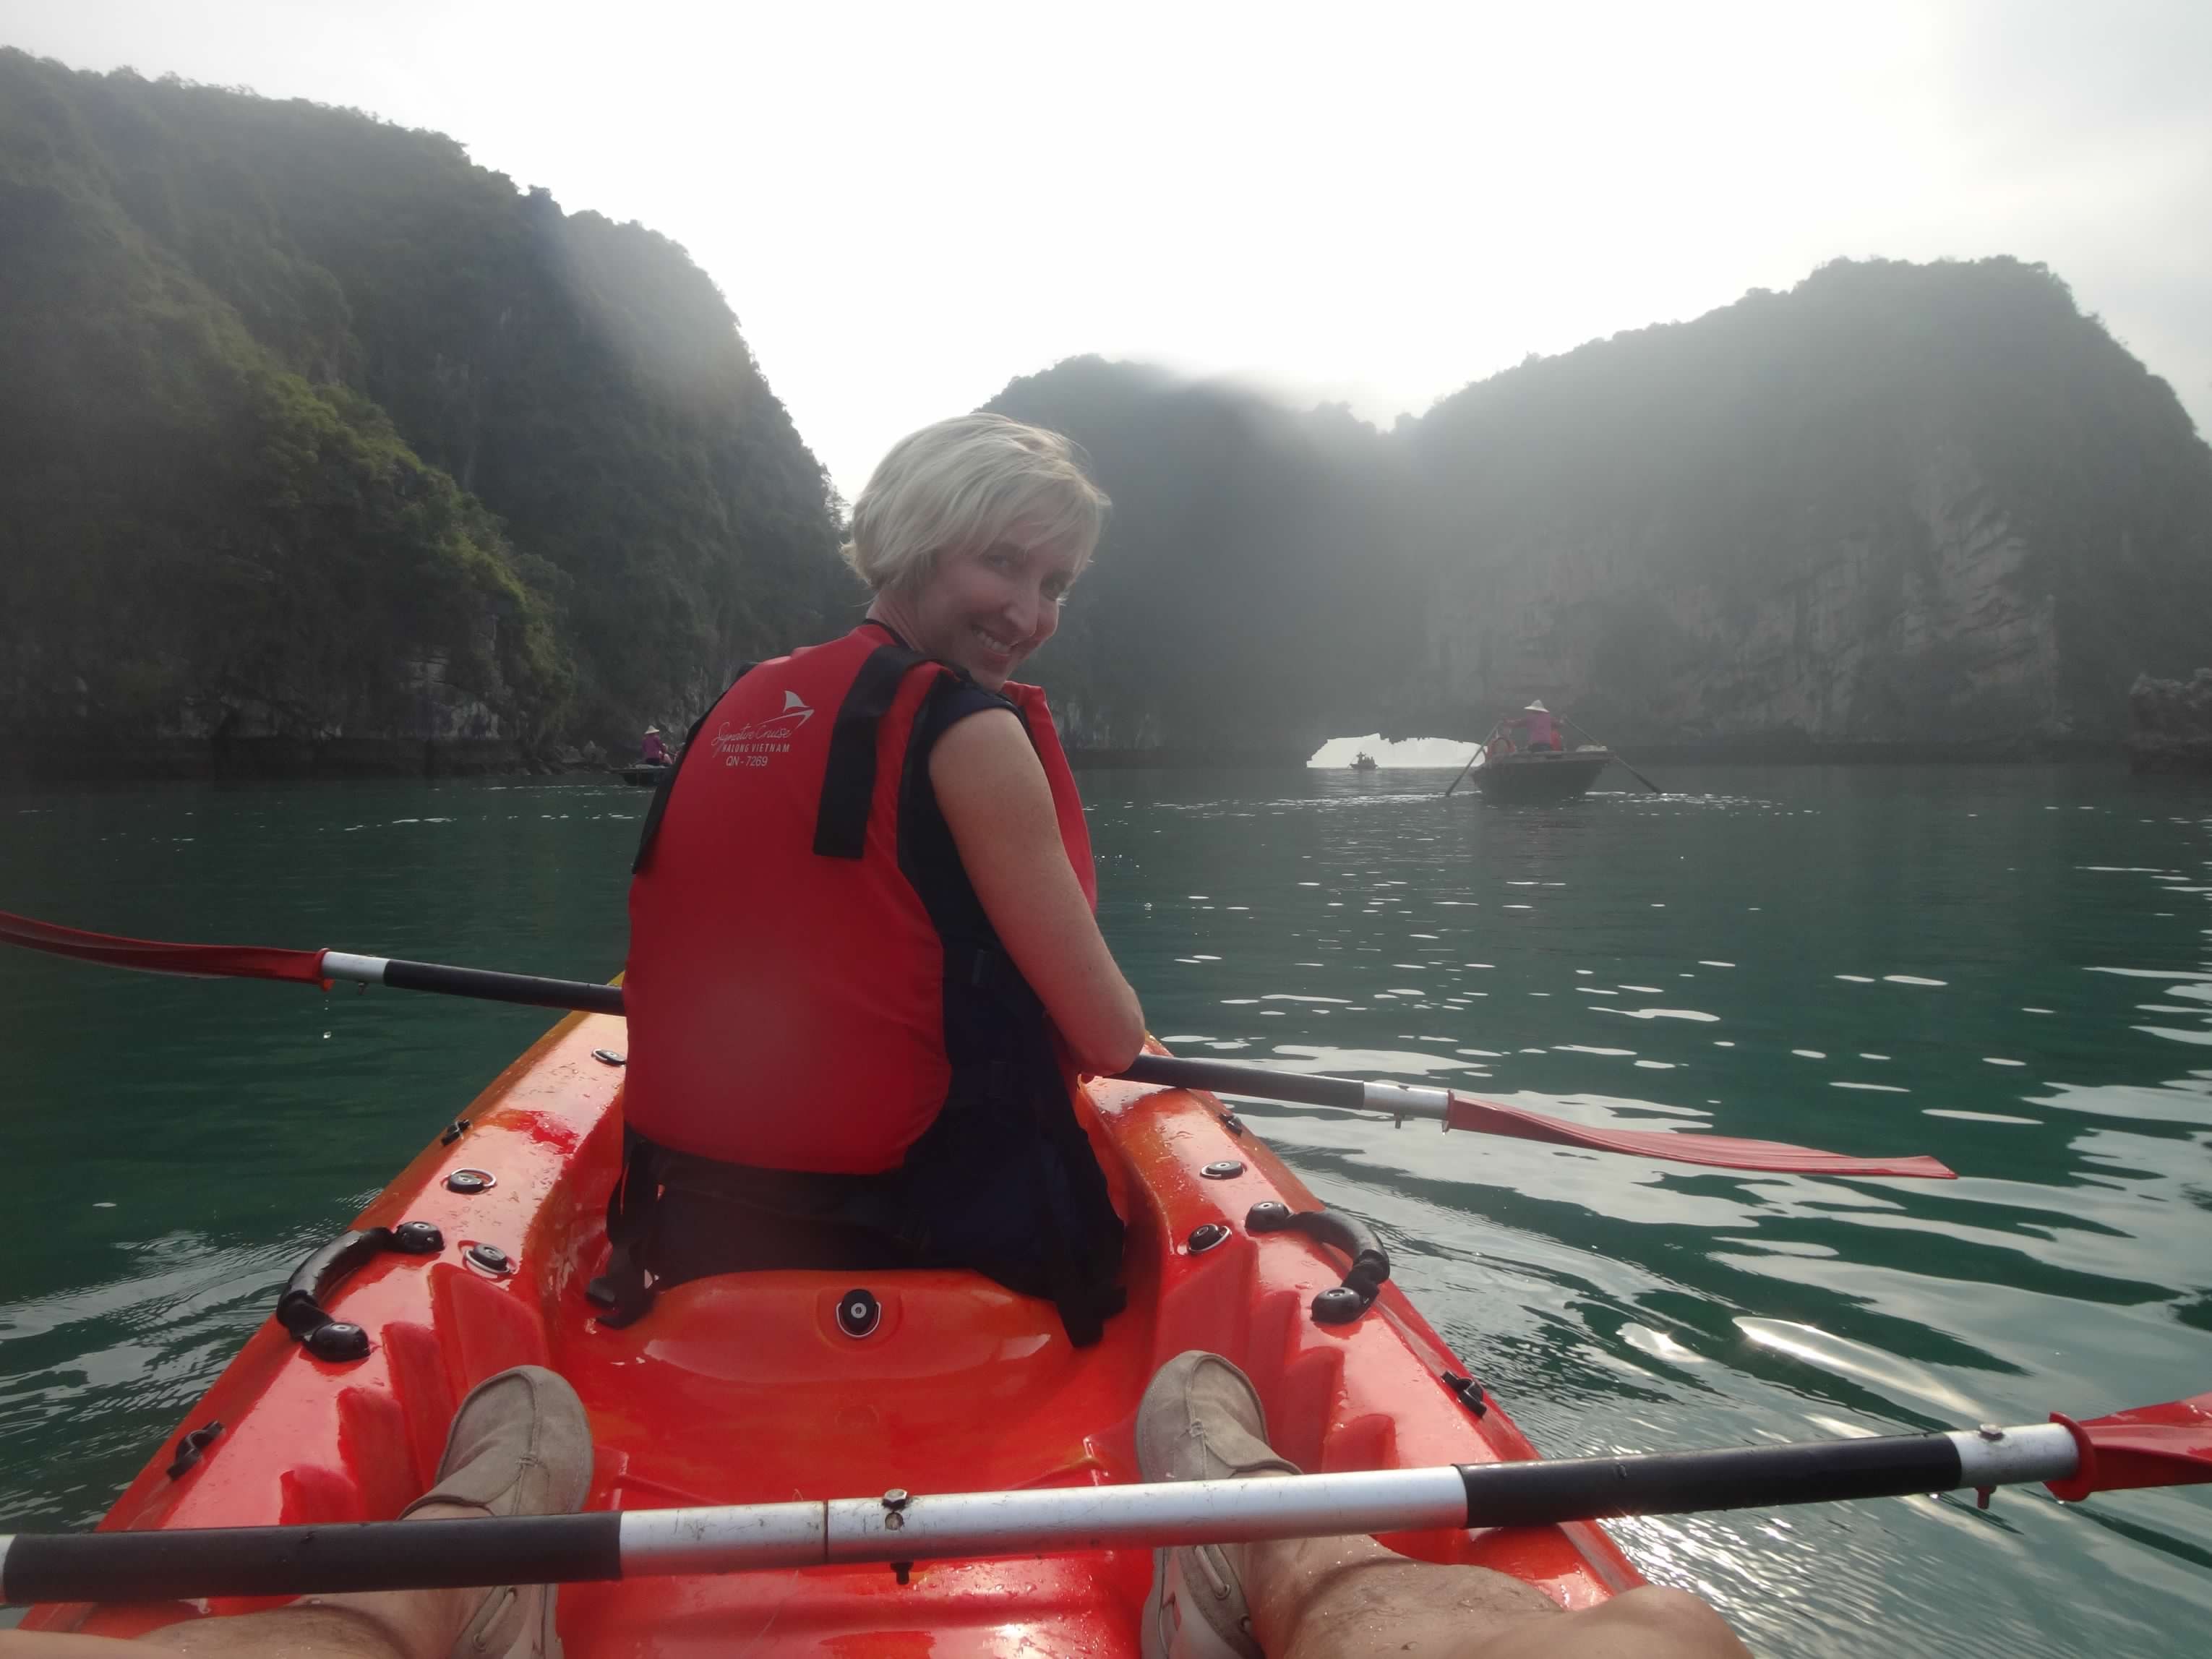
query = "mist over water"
xmin=6 ymin=766 xmax=2212 ymax=1653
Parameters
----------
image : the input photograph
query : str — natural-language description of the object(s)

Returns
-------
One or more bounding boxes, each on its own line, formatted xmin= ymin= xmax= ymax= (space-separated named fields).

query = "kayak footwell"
xmin=23 ymin=1010 xmax=1640 ymax=1654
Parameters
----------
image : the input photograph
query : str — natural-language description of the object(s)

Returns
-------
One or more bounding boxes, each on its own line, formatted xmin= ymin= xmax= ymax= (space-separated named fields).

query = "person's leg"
xmin=1137 ymin=1353 xmax=1751 ymax=1659
xmin=0 ymin=1501 xmax=500 ymax=1659
xmin=0 ymin=1367 xmax=591 ymax=1659
xmin=1244 ymin=1534 xmax=1750 ymax=1659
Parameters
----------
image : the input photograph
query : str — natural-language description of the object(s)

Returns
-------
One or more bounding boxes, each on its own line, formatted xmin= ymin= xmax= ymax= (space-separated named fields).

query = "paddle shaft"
xmin=320 ymin=952 xmax=624 ymax=1015
xmin=0 ymin=1425 xmax=2078 ymax=1604
xmin=1560 ymin=716 xmax=1662 ymax=793
xmin=1 ymin=912 xmax=1952 ymax=1174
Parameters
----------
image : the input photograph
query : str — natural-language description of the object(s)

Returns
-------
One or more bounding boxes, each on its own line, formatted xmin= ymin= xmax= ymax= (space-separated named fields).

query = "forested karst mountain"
xmin=992 ymin=260 xmax=2212 ymax=755
xmin=1 ymin=51 xmax=849 ymax=776
xmin=5 ymin=47 xmax=2204 ymax=775
xmin=986 ymin=359 xmax=1412 ymax=758
xmin=1400 ymin=257 xmax=2212 ymax=749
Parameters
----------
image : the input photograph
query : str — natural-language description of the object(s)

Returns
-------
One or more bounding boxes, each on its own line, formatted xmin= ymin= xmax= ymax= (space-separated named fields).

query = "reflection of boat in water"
xmin=1350 ymin=751 xmax=1378 ymax=772
xmin=1453 ymin=700 xmax=1639 ymax=802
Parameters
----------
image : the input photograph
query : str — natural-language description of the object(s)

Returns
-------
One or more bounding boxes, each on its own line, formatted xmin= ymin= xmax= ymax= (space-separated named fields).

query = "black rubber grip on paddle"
xmin=1454 ymin=1433 xmax=1965 ymax=1529
xmin=383 ymin=959 xmax=625 ymax=1016
xmin=1115 ymin=1054 xmax=1365 ymax=1110
xmin=1 ymin=1512 xmax=625 ymax=1605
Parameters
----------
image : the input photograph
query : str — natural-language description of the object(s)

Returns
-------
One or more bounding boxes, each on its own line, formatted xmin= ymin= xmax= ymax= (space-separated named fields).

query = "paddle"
xmin=1442 ymin=726 xmax=1495 ymax=798
xmin=1120 ymin=1054 xmax=1952 ymax=1178
xmin=1561 ymin=716 xmax=1663 ymax=794
xmin=1441 ymin=751 xmax=1481 ymax=798
xmin=5 ymin=1392 xmax=2203 ymax=1603
xmin=0 ymin=910 xmax=1948 ymax=1178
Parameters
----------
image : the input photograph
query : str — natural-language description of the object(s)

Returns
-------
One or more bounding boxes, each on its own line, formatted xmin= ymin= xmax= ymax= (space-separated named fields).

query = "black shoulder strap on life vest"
xmin=631 ymin=664 xmax=755 ymax=875
xmin=812 ymin=641 xmax=933 ymax=859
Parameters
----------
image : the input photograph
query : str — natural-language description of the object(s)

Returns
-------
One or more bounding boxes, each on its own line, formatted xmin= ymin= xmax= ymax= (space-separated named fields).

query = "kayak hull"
xmin=20 ymin=1010 xmax=1640 ymax=1651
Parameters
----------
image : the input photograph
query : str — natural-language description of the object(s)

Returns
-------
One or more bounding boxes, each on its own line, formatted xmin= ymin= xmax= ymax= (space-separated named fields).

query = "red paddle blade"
xmin=1445 ymin=1093 xmax=1956 ymax=1179
xmin=0 ymin=909 xmax=327 ymax=985
xmin=2048 ymin=1392 xmax=2212 ymax=1501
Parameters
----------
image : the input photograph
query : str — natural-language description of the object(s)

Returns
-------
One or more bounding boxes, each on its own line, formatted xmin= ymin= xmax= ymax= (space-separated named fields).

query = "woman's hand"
xmin=930 ymin=709 xmax=1146 ymax=1075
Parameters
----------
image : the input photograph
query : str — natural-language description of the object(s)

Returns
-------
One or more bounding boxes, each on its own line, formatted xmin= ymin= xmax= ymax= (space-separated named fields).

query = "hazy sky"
xmin=6 ymin=1 xmax=2208 ymax=497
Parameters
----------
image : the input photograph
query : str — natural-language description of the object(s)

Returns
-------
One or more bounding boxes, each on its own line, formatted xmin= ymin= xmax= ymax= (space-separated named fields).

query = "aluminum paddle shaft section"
xmin=1113 ymin=1053 xmax=1955 ymax=1178
xmin=2 ymin=1430 xmax=2081 ymax=1604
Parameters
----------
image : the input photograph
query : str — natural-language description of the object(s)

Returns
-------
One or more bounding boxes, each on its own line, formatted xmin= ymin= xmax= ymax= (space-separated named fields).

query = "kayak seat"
xmin=597 ymin=1269 xmax=1071 ymax=1389
xmin=560 ymin=1268 xmax=1123 ymax=1504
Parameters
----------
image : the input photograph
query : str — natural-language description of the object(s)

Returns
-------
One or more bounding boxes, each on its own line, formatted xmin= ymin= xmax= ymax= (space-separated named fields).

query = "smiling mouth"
xmin=971 ymin=625 xmax=1019 ymax=656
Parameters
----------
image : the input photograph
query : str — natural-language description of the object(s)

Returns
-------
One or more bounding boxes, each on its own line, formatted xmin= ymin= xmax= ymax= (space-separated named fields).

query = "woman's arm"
xmin=930 ymin=708 xmax=1146 ymax=1074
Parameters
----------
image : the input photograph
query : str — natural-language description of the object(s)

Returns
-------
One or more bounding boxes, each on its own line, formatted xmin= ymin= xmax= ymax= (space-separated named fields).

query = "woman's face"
xmin=901 ymin=539 xmax=1084 ymax=690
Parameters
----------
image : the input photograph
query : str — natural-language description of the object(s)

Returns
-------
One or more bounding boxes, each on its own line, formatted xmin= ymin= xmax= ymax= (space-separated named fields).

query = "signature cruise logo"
xmin=711 ymin=690 xmax=814 ymax=768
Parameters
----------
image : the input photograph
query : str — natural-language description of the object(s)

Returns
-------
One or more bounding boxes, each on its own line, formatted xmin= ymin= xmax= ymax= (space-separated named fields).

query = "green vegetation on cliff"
xmin=986 ymin=359 xmax=1408 ymax=754
xmin=7 ymin=43 xmax=2205 ymax=768
xmin=1 ymin=50 xmax=849 ymax=773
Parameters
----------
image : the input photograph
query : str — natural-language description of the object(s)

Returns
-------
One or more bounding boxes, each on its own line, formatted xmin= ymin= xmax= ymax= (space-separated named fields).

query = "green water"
xmin=6 ymin=766 xmax=2212 ymax=1654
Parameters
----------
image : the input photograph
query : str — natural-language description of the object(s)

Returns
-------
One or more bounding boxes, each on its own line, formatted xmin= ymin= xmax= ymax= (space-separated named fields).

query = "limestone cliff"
xmin=1389 ymin=257 xmax=2212 ymax=753
xmin=988 ymin=260 xmax=2211 ymax=758
xmin=1406 ymin=443 xmax=2067 ymax=748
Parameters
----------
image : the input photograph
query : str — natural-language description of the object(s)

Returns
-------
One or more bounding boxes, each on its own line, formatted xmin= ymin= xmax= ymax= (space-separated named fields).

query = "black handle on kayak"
xmin=275 ymin=1222 xmax=445 ymax=1363
xmin=1246 ymin=1201 xmax=1390 ymax=1324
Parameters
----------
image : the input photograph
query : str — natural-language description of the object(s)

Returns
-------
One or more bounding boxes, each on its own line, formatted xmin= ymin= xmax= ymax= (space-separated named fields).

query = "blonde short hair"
xmin=843 ymin=414 xmax=1108 ymax=592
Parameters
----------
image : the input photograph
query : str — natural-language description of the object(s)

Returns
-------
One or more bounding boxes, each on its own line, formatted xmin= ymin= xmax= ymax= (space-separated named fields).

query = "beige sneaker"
xmin=1136 ymin=1353 xmax=1300 ymax=1659
xmin=400 ymin=1366 xmax=593 ymax=1658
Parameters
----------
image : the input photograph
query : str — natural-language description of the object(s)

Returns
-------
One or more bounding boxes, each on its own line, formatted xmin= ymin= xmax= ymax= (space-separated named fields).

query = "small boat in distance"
xmin=1454 ymin=701 xmax=1622 ymax=802
xmin=1350 ymin=750 xmax=1379 ymax=772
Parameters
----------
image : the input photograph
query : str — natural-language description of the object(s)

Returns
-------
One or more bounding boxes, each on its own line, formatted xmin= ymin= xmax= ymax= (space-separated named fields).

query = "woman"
xmin=604 ymin=414 xmax=1145 ymax=1344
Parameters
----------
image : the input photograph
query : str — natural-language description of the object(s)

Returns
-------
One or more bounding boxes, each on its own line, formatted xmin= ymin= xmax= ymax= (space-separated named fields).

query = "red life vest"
xmin=622 ymin=621 xmax=1096 ymax=1174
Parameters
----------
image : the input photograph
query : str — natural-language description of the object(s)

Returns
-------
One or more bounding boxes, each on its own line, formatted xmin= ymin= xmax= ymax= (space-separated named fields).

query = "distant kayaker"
xmin=612 ymin=413 xmax=1141 ymax=1343
xmin=639 ymin=726 xmax=672 ymax=766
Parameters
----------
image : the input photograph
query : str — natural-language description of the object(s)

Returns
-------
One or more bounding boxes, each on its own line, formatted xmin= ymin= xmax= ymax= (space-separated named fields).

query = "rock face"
xmin=2127 ymin=671 xmax=2212 ymax=773
xmin=1393 ymin=258 xmax=2212 ymax=754
xmin=993 ymin=259 xmax=2212 ymax=760
xmin=1409 ymin=445 xmax=2067 ymax=750
xmin=0 ymin=52 xmax=845 ymax=781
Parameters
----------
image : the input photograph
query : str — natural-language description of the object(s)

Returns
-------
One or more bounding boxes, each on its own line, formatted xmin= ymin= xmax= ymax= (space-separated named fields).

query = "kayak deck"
xmin=22 ymin=1010 xmax=1639 ymax=1653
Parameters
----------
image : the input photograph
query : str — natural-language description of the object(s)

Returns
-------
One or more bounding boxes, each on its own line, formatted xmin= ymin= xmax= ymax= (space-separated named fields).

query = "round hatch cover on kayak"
xmin=836 ymin=1288 xmax=882 ymax=1338
xmin=445 ymin=1169 xmax=495 ymax=1194
xmin=1201 ymin=1160 xmax=1246 ymax=1179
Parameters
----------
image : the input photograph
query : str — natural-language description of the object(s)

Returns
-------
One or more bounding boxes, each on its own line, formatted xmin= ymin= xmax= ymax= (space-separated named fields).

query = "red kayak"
xmin=18 ymin=1006 xmax=1639 ymax=1650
